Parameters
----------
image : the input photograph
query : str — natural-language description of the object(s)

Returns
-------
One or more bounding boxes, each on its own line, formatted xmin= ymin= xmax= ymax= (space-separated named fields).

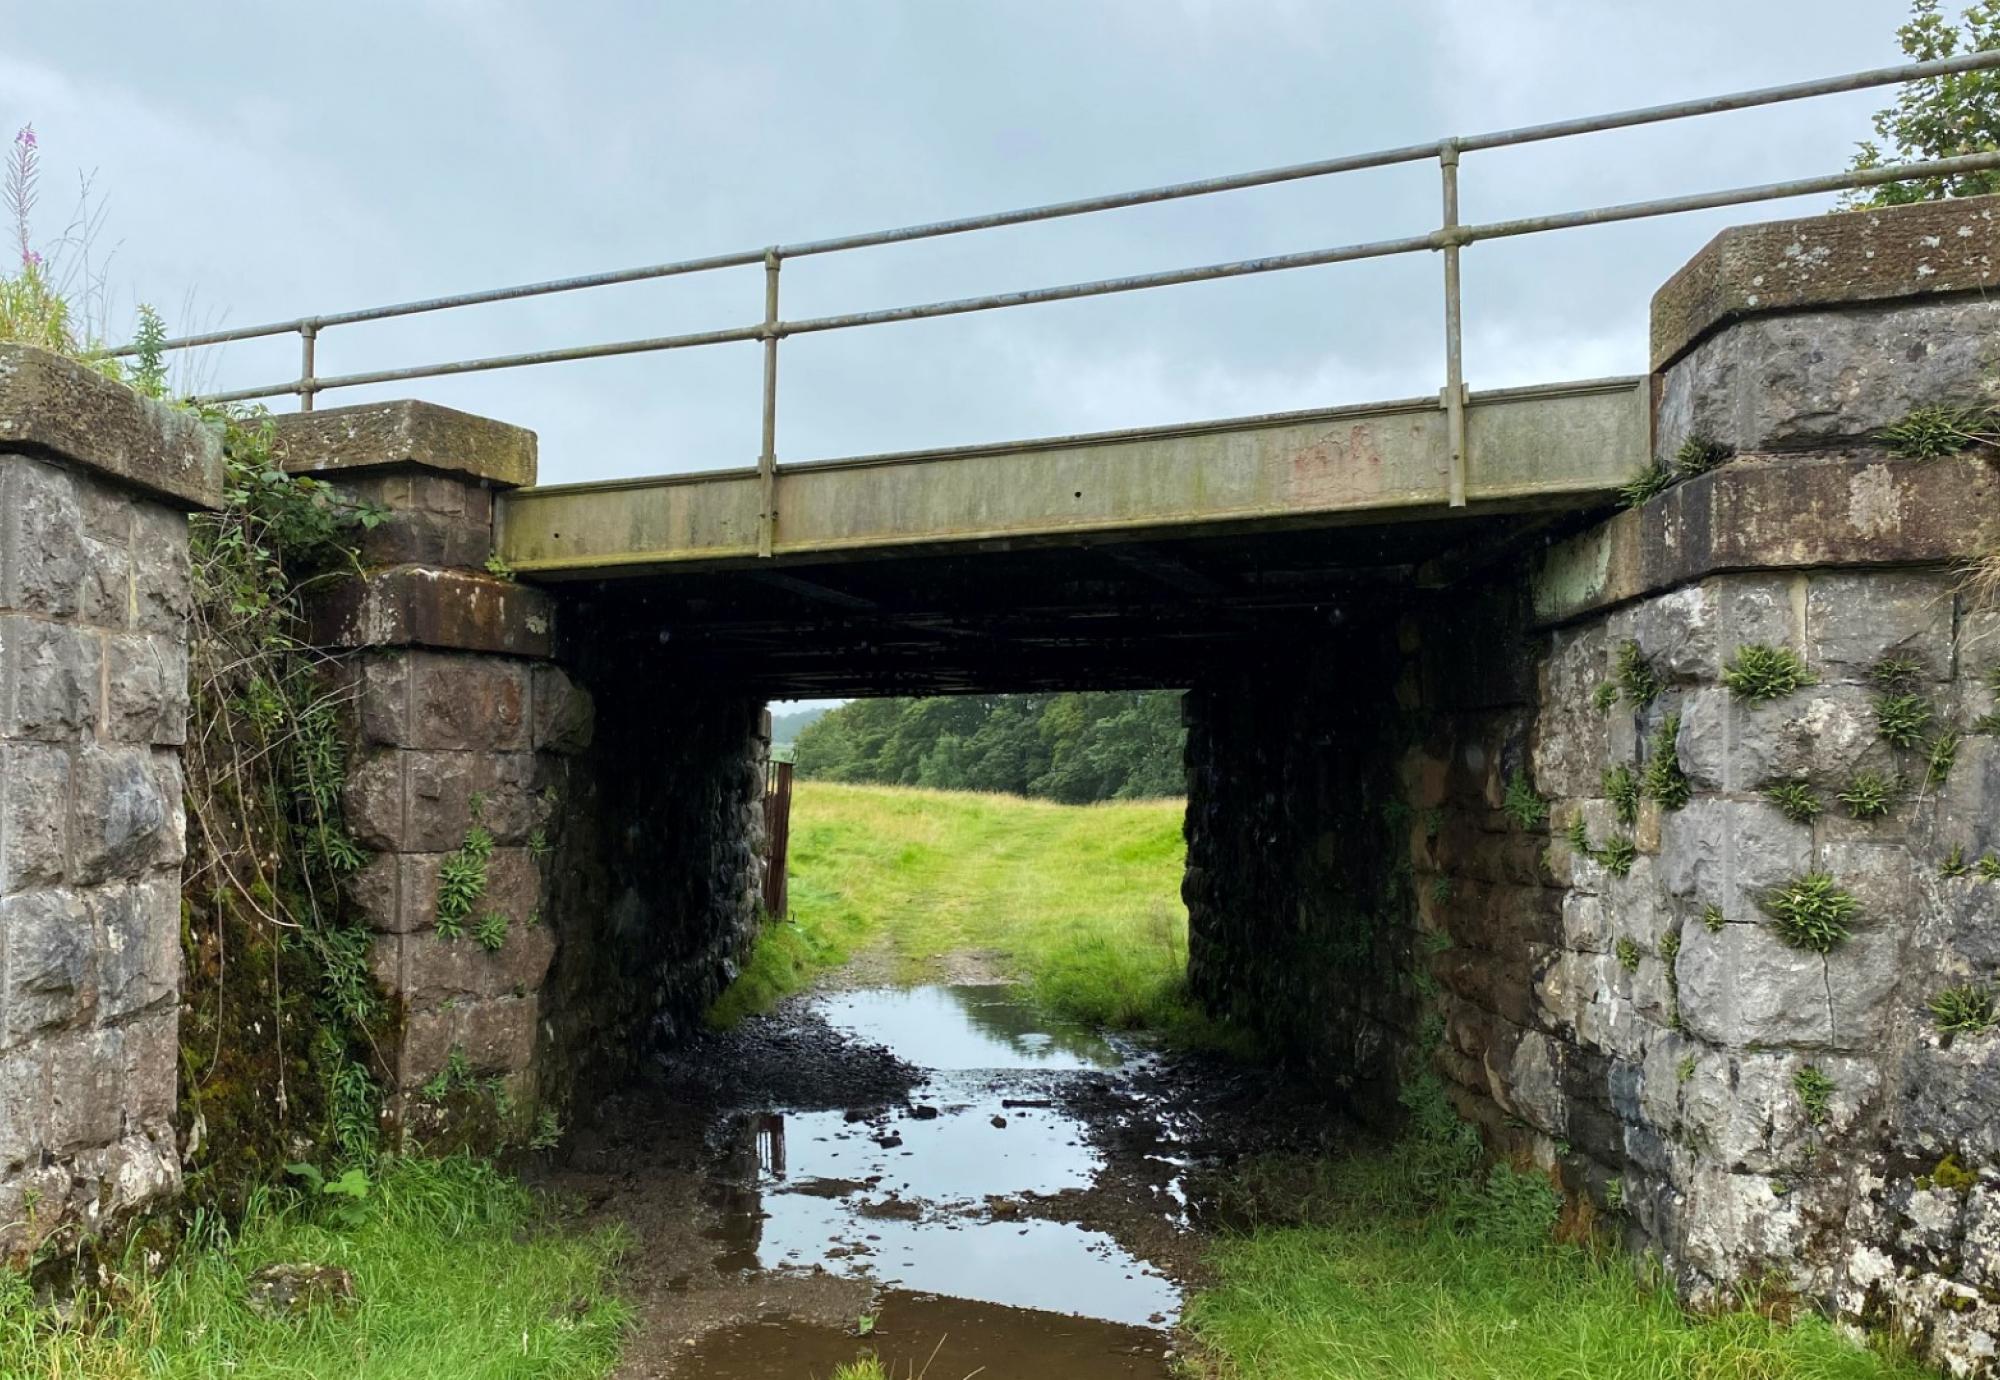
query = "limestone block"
xmin=67 ymin=746 xmax=172 ymax=885
xmin=1572 ymin=951 xmax=1652 ymax=1061
xmin=104 ymin=633 xmax=188 ymax=745
xmin=1896 ymin=1038 xmax=2000 ymax=1162
xmin=1816 ymin=840 xmax=1915 ymax=927
xmin=1502 ymin=1029 xmax=1567 ymax=1134
xmin=1965 ymin=1182 xmax=2000 ymax=1294
xmin=343 ymin=750 xmax=403 ymax=849
xmin=1657 ymin=798 xmax=1812 ymax=919
xmin=1677 ymin=685 xmax=1893 ymax=794
xmin=129 ymin=503 xmax=192 ymax=635
xmin=119 ymin=1005 xmax=178 ymax=1128
xmin=41 ymin=1024 xmax=122 ymax=1156
xmin=530 ymin=663 xmax=594 ymax=755
xmin=409 ymin=652 xmax=529 ymax=752
xmin=1922 ymin=874 xmax=2000 ymax=969
xmin=1804 ymin=571 xmax=1955 ymax=683
xmin=91 ymin=875 xmax=179 ymax=1021
xmin=1826 ymin=927 xmax=1906 ymax=1051
xmin=78 ymin=533 xmax=132 ymax=630
xmin=271 ymin=399 xmax=536 ymax=489
xmin=1961 ymin=607 xmax=2000 ymax=682
xmin=0 ymin=456 xmax=84 ymax=617
xmin=149 ymin=750 xmax=185 ymax=869
xmin=397 ymin=924 xmax=556 ymax=1012
xmin=1627 ymin=576 xmax=1800 ymax=683
xmin=0 ymin=743 xmax=70 ymax=889
xmin=0 ymin=615 xmax=101 ymax=740
xmin=0 ymin=1044 xmax=44 ymax=1167
xmin=344 ymin=852 xmax=403 ymax=933
xmin=399 ymin=994 xmax=537 ymax=1085
xmin=1534 ymin=625 xmax=1608 ymax=800
xmin=1657 ymin=298 xmax=2000 ymax=456
xmin=1677 ymin=921 xmax=1833 ymax=1047
xmin=1676 ymin=1164 xmax=1823 ymax=1289
xmin=1562 ymin=890 xmax=1612 ymax=955
xmin=1929 ymin=736 xmax=2000 ymax=859
xmin=1 ymin=887 xmax=92 ymax=1045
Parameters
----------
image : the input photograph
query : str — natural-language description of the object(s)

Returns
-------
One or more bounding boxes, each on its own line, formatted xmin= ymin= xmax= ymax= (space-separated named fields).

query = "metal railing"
xmin=108 ymin=51 xmax=2000 ymax=547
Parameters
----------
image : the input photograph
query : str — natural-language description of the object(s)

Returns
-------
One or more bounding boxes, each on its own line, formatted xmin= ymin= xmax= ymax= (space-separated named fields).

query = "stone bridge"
xmin=3 ymin=195 xmax=1999 ymax=1371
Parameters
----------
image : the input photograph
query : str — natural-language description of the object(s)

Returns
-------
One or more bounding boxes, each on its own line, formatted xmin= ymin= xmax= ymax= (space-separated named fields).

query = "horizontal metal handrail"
xmin=102 ymin=49 xmax=2000 ymax=535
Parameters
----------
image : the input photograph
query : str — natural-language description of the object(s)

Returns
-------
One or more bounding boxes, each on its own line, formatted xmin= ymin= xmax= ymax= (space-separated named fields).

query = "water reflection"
xmin=703 ymin=985 xmax=1178 ymax=1328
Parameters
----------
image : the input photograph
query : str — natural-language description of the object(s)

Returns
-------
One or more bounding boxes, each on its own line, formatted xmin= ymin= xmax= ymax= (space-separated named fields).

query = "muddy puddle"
xmin=551 ymin=982 xmax=1205 ymax=1378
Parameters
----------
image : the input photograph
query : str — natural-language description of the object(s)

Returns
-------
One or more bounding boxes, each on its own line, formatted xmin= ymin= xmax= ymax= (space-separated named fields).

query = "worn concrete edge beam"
xmin=271 ymin=399 xmax=537 ymax=489
xmin=1530 ymin=450 xmax=2000 ymax=626
xmin=1650 ymin=194 xmax=2000 ymax=373
xmin=305 ymin=565 xmax=556 ymax=657
xmin=0 ymin=343 xmax=223 ymax=509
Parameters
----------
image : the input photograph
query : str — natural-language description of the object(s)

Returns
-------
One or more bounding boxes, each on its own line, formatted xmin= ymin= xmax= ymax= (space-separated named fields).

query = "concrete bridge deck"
xmin=496 ymin=376 xmax=1646 ymax=576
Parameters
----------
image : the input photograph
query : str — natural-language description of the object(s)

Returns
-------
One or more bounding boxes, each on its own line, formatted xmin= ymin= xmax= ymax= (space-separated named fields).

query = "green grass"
xmin=711 ymin=782 xmax=1218 ymax=1042
xmin=1186 ymin=1216 xmax=1929 ymax=1380
xmin=0 ymin=1156 xmax=628 ymax=1379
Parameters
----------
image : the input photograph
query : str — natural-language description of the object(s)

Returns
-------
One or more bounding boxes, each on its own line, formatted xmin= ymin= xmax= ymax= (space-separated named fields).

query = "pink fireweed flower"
xmin=21 ymin=248 xmax=41 ymax=269
xmin=13 ymin=126 xmax=33 ymax=149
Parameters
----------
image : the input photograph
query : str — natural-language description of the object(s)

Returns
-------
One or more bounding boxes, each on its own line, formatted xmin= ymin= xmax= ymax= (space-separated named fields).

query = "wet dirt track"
xmin=539 ymin=982 xmax=1348 ymax=1379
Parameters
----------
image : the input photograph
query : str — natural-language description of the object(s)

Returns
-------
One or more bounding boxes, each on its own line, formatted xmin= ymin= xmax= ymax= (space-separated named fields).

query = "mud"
xmin=539 ymin=978 xmax=1350 ymax=1379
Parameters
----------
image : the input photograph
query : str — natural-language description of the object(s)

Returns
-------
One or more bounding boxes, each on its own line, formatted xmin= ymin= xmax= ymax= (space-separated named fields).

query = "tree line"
xmin=792 ymin=691 xmax=1186 ymax=802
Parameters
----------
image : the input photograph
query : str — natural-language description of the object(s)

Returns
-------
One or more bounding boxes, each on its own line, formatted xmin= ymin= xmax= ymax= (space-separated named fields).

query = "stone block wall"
xmin=0 ymin=345 xmax=221 ymax=1260
xmin=272 ymin=402 xmax=588 ymax=1142
xmin=1188 ymin=197 xmax=2000 ymax=1374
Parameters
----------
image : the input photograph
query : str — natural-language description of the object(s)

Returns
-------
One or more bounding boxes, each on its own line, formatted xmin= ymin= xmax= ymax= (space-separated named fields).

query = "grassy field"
xmin=0 ymin=1157 xmax=627 ymax=1379
xmin=710 ymin=780 xmax=1215 ymax=1038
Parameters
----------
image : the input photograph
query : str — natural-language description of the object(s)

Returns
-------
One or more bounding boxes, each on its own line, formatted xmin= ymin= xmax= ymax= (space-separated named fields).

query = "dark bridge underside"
xmin=555 ymin=505 xmax=1606 ymax=697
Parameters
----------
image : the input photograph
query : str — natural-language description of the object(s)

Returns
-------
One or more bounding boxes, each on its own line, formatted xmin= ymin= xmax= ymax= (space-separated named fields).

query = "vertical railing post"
xmin=1438 ymin=140 xmax=1468 ymax=509
xmin=298 ymin=322 xmax=319 ymax=413
xmin=757 ymin=249 xmax=782 ymax=558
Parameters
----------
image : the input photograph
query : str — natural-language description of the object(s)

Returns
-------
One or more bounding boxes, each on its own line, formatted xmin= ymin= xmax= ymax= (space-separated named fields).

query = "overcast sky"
xmin=6 ymin=2 xmax=1911 ymax=487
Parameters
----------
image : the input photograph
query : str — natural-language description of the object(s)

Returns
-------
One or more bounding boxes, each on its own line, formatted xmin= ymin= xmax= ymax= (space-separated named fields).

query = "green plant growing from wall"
xmin=1881 ymin=403 xmax=1997 ymax=457
xmin=1917 ymin=1152 xmax=1979 ymax=1194
xmin=1592 ymin=682 xmax=1619 ymax=714
xmin=1604 ymin=765 xmax=1641 ymax=828
xmin=1502 ymin=770 xmax=1547 ymax=829
xmin=1874 ymin=692 xmax=1935 ymax=748
xmin=1703 ymin=904 xmax=1726 ymax=933
xmin=1793 ymin=1065 xmax=1836 ymax=1126
xmin=1926 ymin=731 xmax=1961 ymax=787
xmin=1766 ymin=781 xmax=1825 ymax=824
xmin=1640 ymin=713 xmax=1690 ymax=811
xmin=1599 ymin=834 xmax=1638 ymax=878
xmin=1928 ymin=984 xmax=1997 ymax=1034
xmin=1604 ymin=1176 xmax=1625 ymax=1212
xmin=1981 ymin=853 xmax=2000 ymax=881
xmin=1616 ymin=937 xmax=1643 ymax=973
xmin=1870 ymin=654 xmax=1926 ymax=689
xmin=1941 ymin=844 xmax=1970 ymax=878
xmin=1614 ymin=640 xmax=1661 ymax=708
xmin=436 ymin=819 xmax=494 ymax=937
xmin=1619 ymin=463 xmax=1675 ymax=509
xmin=475 ymin=912 xmax=509 ymax=952
xmin=1565 ymin=810 xmax=1595 ymax=860
xmin=1430 ymin=876 xmax=1454 ymax=905
xmin=1838 ymin=771 xmax=1898 ymax=820
xmin=1721 ymin=644 xmax=1814 ymax=701
xmin=420 ymin=1046 xmax=477 ymax=1102
xmin=1673 ymin=436 xmax=1731 ymax=478
xmin=527 ymin=827 xmax=552 ymax=861
xmin=1762 ymin=873 xmax=1859 ymax=953
xmin=1677 ymin=1054 xmax=1698 ymax=1085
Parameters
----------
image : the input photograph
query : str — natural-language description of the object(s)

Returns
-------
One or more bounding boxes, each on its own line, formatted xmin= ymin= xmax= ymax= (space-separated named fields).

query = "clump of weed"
xmin=1941 ymin=844 xmax=1970 ymax=879
xmin=1929 ymin=984 xmax=1997 ymax=1035
xmin=1981 ymin=853 xmax=2000 ymax=882
xmin=1640 ymin=712 xmax=1690 ymax=811
xmin=1676 ymin=1054 xmax=1698 ymax=1084
xmin=1430 ymin=876 xmax=1454 ymax=905
xmin=1880 ymin=403 xmax=1994 ymax=459
xmin=1917 ymin=1153 xmax=1979 ymax=1194
xmin=1604 ymin=765 xmax=1641 ymax=828
xmin=1660 ymin=929 xmax=1682 ymax=963
xmin=1614 ymin=640 xmax=1661 ymax=708
xmin=1873 ymin=692 xmax=1934 ymax=749
xmin=1599 ymin=834 xmax=1638 ymax=878
xmin=1619 ymin=463 xmax=1674 ymax=508
xmin=1673 ymin=436 xmax=1731 ymax=478
xmin=1722 ymin=644 xmax=1814 ymax=701
xmin=1838 ymin=771 xmax=1898 ymax=820
xmin=1592 ymin=682 xmax=1619 ymax=714
xmin=1566 ymin=811 xmax=1594 ymax=859
xmin=1765 ymin=781 xmax=1824 ymax=824
xmin=1762 ymin=873 xmax=1858 ymax=953
xmin=1616 ymin=937 xmax=1643 ymax=973
xmin=475 ymin=912 xmax=509 ymax=952
xmin=1502 ymin=769 xmax=1547 ymax=830
xmin=1793 ymin=1065 xmax=1835 ymax=1127
xmin=1603 ymin=1176 xmax=1625 ymax=1212
xmin=1926 ymin=732 xmax=1960 ymax=788
xmin=1702 ymin=904 xmax=1726 ymax=933
xmin=1870 ymin=654 xmax=1925 ymax=689
xmin=436 ymin=819 xmax=494 ymax=936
